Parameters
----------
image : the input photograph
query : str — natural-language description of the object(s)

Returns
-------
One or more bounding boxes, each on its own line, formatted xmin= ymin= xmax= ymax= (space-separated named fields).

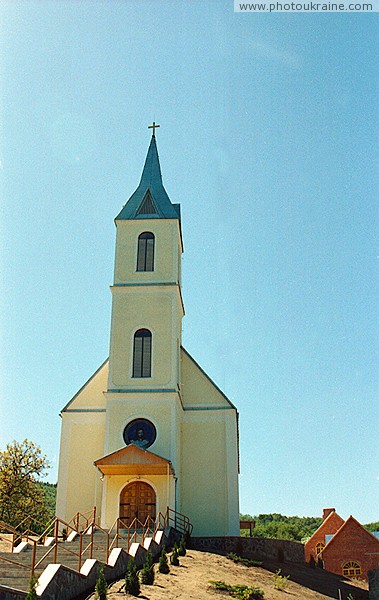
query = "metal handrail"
xmin=0 ymin=506 xmax=192 ymax=583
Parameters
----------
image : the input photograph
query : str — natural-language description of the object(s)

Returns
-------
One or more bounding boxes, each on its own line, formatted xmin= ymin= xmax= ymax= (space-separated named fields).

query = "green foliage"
xmin=170 ymin=541 xmax=180 ymax=566
xmin=0 ymin=440 xmax=51 ymax=530
xmin=178 ymin=535 xmax=186 ymax=556
xmin=209 ymin=581 xmax=264 ymax=599
xmin=158 ymin=546 xmax=170 ymax=574
xmin=140 ymin=550 xmax=154 ymax=585
xmin=240 ymin=513 xmax=322 ymax=542
xmin=272 ymin=569 xmax=290 ymax=591
xmin=346 ymin=594 xmax=356 ymax=600
xmin=39 ymin=482 xmax=57 ymax=518
xmin=125 ymin=556 xmax=140 ymax=596
xmin=227 ymin=553 xmax=262 ymax=567
xmin=364 ymin=521 xmax=379 ymax=532
xmin=95 ymin=565 xmax=107 ymax=600
xmin=26 ymin=575 xmax=38 ymax=600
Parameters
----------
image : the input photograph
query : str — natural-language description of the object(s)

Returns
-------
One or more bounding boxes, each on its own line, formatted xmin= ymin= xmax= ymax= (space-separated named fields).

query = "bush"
xmin=227 ymin=553 xmax=262 ymax=567
xmin=178 ymin=535 xmax=186 ymax=557
xmin=26 ymin=575 xmax=38 ymax=600
xmin=209 ymin=581 xmax=264 ymax=599
xmin=272 ymin=569 xmax=290 ymax=591
xmin=125 ymin=557 xmax=140 ymax=596
xmin=95 ymin=565 xmax=107 ymax=600
xmin=170 ymin=542 xmax=180 ymax=566
xmin=158 ymin=546 xmax=170 ymax=574
xmin=140 ymin=550 xmax=154 ymax=585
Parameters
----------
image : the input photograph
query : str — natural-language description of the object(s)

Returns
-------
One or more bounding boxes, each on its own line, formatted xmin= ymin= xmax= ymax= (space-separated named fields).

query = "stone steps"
xmin=0 ymin=528 xmax=146 ymax=594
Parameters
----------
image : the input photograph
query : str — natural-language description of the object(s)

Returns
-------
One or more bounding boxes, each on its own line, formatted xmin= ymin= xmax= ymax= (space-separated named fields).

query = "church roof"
xmin=115 ymin=134 xmax=180 ymax=221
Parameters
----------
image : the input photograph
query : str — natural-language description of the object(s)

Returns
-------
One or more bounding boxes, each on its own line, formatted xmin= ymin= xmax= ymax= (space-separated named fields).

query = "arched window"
xmin=316 ymin=542 xmax=325 ymax=555
xmin=133 ymin=329 xmax=152 ymax=378
xmin=342 ymin=561 xmax=361 ymax=577
xmin=137 ymin=232 xmax=154 ymax=272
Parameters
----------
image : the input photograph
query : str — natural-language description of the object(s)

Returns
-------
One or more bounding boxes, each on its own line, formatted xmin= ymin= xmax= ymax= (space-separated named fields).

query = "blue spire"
xmin=115 ymin=135 xmax=180 ymax=221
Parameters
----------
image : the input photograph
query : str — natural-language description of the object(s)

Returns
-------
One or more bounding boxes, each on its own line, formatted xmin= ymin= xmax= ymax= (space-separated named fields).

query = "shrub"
xmin=158 ymin=546 xmax=170 ymax=574
xmin=26 ymin=575 xmax=38 ymax=600
xmin=178 ymin=535 xmax=186 ymax=557
xmin=170 ymin=541 xmax=180 ymax=566
xmin=140 ymin=550 xmax=154 ymax=585
xmin=125 ymin=557 xmax=140 ymax=596
xmin=272 ymin=569 xmax=290 ymax=591
xmin=209 ymin=581 xmax=264 ymax=599
xmin=95 ymin=565 xmax=107 ymax=600
xmin=227 ymin=552 xmax=262 ymax=567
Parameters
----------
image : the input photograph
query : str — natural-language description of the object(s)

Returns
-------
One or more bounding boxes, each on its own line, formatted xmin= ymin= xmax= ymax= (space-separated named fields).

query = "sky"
xmin=0 ymin=1 xmax=377 ymax=524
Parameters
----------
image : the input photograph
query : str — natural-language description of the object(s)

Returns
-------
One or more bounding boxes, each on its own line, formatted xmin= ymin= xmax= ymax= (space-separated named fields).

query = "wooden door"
xmin=119 ymin=482 xmax=156 ymax=525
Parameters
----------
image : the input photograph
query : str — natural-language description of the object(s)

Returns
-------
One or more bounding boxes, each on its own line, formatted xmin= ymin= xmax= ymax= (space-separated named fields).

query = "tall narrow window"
xmin=137 ymin=232 xmax=155 ymax=272
xmin=133 ymin=329 xmax=152 ymax=377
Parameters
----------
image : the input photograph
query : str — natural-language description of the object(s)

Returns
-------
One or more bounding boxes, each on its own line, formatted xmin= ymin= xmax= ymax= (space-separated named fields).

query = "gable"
xmin=136 ymin=190 xmax=159 ymax=216
xmin=94 ymin=443 xmax=174 ymax=475
xmin=309 ymin=511 xmax=345 ymax=542
xmin=180 ymin=346 xmax=236 ymax=410
xmin=61 ymin=358 xmax=109 ymax=412
xmin=323 ymin=516 xmax=379 ymax=556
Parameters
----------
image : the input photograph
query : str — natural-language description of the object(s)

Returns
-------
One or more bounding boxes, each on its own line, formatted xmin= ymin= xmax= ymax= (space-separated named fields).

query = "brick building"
xmin=305 ymin=508 xmax=379 ymax=581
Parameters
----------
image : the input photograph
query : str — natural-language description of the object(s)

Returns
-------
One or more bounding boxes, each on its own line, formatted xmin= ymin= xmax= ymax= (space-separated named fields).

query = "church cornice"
xmin=110 ymin=282 xmax=185 ymax=315
xmin=106 ymin=388 xmax=177 ymax=394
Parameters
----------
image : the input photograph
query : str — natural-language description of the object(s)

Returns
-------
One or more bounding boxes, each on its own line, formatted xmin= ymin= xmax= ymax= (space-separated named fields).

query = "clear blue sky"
xmin=0 ymin=1 xmax=377 ymax=523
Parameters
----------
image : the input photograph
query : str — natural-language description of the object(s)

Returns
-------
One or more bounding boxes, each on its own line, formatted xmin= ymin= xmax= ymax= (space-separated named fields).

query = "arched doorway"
xmin=119 ymin=481 xmax=156 ymax=525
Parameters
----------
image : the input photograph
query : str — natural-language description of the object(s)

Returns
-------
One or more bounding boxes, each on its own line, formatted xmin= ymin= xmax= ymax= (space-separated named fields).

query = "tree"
xmin=0 ymin=439 xmax=50 ymax=529
xmin=170 ymin=542 xmax=180 ymax=566
xmin=25 ymin=575 xmax=38 ymax=600
xmin=95 ymin=565 xmax=107 ymax=600
xmin=178 ymin=535 xmax=186 ymax=557
xmin=140 ymin=550 xmax=154 ymax=585
xmin=125 ymin=556 xmax=140 ymax=596
xmin=158 ymin=547 xmax=170 ymax=574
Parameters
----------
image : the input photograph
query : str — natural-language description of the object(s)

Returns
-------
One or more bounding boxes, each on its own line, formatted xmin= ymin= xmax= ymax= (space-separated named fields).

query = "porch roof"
xmin=94 ymin=444 xmax=175 ymax=476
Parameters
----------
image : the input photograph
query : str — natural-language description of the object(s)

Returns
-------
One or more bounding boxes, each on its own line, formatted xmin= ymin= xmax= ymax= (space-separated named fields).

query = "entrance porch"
xmin=94 ymin=444 xmax=175 ymax=529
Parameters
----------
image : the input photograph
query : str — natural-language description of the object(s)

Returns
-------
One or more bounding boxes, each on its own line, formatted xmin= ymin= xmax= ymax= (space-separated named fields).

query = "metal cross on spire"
xmin=148 ymin=121 xmax=160 ymax=136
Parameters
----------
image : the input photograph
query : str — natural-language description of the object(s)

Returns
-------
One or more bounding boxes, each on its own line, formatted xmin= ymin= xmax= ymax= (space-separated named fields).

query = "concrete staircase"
xmin=0 ymin=514 xmax=188 ymax=600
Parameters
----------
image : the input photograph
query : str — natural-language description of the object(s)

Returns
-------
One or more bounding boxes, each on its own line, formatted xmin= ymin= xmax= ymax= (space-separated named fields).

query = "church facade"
xmin=56 ymin=130 xmax=240 ymax=536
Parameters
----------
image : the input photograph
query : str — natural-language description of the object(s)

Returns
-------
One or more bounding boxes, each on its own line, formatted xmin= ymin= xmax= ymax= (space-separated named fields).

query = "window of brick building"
xmin=342 ymin=561 xmax=361 ymax=577
xmin=316 ymin=542 xmax=325 ymax=555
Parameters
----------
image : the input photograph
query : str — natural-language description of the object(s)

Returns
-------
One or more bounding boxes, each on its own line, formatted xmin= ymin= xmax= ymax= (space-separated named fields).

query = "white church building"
xmin=56 ymin=127 xmax=240 ymax=536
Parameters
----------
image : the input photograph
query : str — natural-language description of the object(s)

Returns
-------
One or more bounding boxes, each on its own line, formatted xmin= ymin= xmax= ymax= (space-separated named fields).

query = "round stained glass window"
xmin=123 ymin=418 xmax=156 ymax=450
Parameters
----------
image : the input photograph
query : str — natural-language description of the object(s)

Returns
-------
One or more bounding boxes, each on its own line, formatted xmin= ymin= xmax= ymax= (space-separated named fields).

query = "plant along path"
xmin=90 ymin=550 xmax=369 ymax=600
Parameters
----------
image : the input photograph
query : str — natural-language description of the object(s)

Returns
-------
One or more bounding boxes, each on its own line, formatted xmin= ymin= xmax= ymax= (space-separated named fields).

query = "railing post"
xmin=90 ymin=520 xmax=94 ymax=559
xmin=93 ymin=506 xmax=96 ymax=526
xmin=116 ymin=519 xmax=119 ymax=549
xmin=31 ymin=541 xmax=37 ymax=577
xmin=53 ymin=519 xmax=59 ymax=563
xmin=78 ymin=533 xmax=83 ymax=571
xmin=76 ymin=512 xmax=79 ymax=532
xmin=106 ymin=532 xmax=110 ymax=563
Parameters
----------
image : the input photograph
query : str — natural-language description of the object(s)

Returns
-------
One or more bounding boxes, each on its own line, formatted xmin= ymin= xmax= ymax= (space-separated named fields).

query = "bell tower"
xmin=104 ymin=127 xmax=184 ymax=461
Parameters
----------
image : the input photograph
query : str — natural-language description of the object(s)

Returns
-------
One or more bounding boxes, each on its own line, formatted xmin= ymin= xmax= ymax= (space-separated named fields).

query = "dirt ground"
xmin=94 ymin=550 xmax=369 ymax=600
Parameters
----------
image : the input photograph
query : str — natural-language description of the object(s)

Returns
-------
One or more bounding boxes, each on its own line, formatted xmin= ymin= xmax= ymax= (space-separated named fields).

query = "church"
xmin=56 ymin=126 xmax=240 ymax=537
